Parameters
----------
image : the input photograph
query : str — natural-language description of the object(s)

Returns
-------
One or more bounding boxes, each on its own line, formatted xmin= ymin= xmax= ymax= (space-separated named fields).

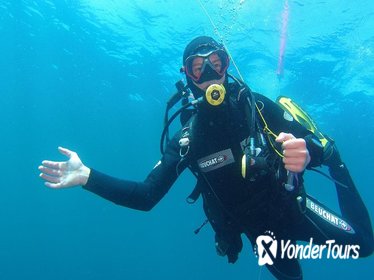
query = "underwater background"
xmin=1 ymin=0 xmax=373 ymax=279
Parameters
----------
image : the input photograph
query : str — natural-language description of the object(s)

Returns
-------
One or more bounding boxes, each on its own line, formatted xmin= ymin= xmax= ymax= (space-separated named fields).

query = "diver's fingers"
xmin=282 ymin=147 xmax=309 ymax=158
xmin=44 ymin=181 xmax=63 ymax=189
xmin=275 ymin=132 xmax=295 ymax=143
xmin=282 ymin=138 xmax=306 ymax=150
xmin=39 ymin=173 xmax=61 ymax=184
xmin=282 ymin=156 xmax=306 ymax=166
xmin=38 ymin=165 xmax=62 ymax=177
xmin=58 ymin=146 xmax=75 ymax=158
xmin=41 ymin=160 xmax=64 ymax=170
xmin=283 ymin=151 xmax=310 ymax=172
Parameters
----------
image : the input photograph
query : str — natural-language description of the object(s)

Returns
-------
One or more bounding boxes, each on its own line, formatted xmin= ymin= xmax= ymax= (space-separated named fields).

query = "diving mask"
xmin=184 ymin=49 xmax=229 ymax=84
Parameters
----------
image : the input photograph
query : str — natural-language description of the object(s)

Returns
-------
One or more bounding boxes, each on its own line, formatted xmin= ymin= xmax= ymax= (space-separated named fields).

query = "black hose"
xmin=160 ymin=102 xmax=194 ymax=155
xmin=309 ymin=167 xmax=349 ymax=189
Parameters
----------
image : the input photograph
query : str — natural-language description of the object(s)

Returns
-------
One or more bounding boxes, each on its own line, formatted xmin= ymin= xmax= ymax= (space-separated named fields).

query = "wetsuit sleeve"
xmin=254 ymin=93 xmax=324 ymax=167
xmin=83 ymin=133 xmax=189 ymax=211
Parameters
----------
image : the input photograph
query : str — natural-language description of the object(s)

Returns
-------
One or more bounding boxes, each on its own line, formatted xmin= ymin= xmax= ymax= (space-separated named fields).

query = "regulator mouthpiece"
xmin=205 ymin=84 xmax=226 ymax=106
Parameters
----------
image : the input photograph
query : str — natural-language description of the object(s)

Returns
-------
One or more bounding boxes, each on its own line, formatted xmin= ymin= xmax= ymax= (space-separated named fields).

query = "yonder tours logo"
xmin=254 ymin=231 xmax=360 ymax=266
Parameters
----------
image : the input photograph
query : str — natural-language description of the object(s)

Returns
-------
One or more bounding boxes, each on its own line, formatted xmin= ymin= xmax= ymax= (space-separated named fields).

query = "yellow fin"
xmin=276 ymin=96 xmax=329 ymax=147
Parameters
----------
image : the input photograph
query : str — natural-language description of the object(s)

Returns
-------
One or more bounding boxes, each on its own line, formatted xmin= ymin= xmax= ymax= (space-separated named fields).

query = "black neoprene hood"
xmin=182 ymin=36 xmax=222 ymax=65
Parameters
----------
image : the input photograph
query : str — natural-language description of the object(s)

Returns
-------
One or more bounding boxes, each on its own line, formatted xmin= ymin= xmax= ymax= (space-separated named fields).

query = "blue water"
xmin=1 ymin=0 xmax=373 ymax=279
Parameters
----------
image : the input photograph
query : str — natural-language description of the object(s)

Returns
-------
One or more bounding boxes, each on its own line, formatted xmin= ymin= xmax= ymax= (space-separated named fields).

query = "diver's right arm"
xmin=39 ymin=134 xmax=188 ymax=211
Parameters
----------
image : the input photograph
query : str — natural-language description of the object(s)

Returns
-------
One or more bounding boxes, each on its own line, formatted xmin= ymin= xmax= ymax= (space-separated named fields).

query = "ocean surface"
xmin=1 ymin=0 xmax=373 ymax=279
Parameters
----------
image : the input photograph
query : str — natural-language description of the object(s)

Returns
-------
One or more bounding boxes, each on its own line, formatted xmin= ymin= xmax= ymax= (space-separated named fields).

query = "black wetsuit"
xmin=83 ymin=83 xmax=373 ymax=280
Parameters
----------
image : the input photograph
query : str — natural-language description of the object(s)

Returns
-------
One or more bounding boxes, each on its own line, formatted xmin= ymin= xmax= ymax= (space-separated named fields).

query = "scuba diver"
xmin=39 ymin=36 xmax=373 ymax=280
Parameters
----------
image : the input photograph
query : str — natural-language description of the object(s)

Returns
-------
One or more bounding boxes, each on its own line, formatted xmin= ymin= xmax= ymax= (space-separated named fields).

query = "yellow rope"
xmin=255 ymin=103 xmax=284 ymax=158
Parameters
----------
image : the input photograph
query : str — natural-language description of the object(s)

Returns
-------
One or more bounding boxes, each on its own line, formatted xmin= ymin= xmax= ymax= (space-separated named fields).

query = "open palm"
xmin=39 ymin=147 xmax=90 ymax=188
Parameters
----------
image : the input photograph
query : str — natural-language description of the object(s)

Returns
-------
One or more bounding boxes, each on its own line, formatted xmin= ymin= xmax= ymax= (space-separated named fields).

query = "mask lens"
xmin=209 ymin=49 xmax=229 ymax=75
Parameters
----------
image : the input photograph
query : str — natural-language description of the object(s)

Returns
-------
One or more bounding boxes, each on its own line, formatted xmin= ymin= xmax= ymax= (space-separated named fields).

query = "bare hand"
xmin=276 ymin=132 xmax=311 ymax=173
xmin=39 ymin=147 xmax=90 ymax=189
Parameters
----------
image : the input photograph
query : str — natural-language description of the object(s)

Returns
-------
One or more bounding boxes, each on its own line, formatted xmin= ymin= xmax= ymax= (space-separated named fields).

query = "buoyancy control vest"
xmin=181 ymin=80 xmax=305 ymax=234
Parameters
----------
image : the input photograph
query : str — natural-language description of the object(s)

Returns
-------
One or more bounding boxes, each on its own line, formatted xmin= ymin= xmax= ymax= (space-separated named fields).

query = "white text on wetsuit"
xmin=310 ymin=201 xmax=339 ymax=226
